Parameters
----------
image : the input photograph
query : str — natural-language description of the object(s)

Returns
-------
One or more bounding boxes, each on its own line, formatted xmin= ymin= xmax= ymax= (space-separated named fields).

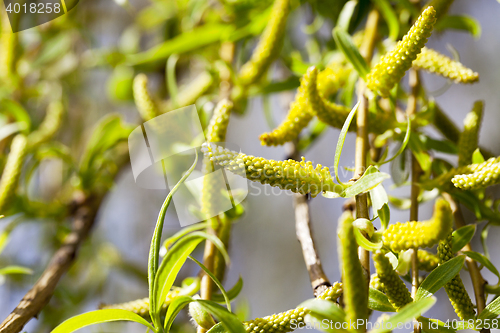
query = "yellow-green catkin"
xmin=317 ymin=281 xmax=343 ymax=301
xmin=201 ymin=143 xmax=341 ymax=197
xmin=338 ymin=211 xmax=368 ymax=332
xmin=27 ymin=101 xmax=65 ymax=149
xmin=316 ymin=64 xmax=351 ymax=98
xmin=305 ymin=67 xmax=396 ymax=134
xmin=162 ymin=71 xmax=214 ymax=112
xmin=373 ymin=251 xmax=413 ymax=310
xmin=366 ymin=7 xmax=437 ymax=97
xmin=0 ymin=135 xmax=28 ymax=214
xmin=414 ymin=48 xmax=479 ymax=84
xmin=382 ymin=198 xmax=452 ymax=252
xmin=437 ymin=233 xmax=476 ymax=320
xmin=423 ymin=0 xmax=455 ymax=20
xmin=238 ymin=0 xmax=290 ymax=86
xmin=452 ymin=162 xmax=500 ymax=190
xmin=259 ymin=72 xmax=314 ymax=146
xmin=243 ymin=307 xmax=307 ymax=333
xmin=458 ymin=101 xmax=483 ymax=167
xmin=370 ymin=274 xmax=384 ymax=292
xmin=133 ymin=74 xmax=160 ymax=121
xmin=418 ymin=250 xmax=440 ymax=272
xmin=0 ymin=12 xmax=16 ymax=81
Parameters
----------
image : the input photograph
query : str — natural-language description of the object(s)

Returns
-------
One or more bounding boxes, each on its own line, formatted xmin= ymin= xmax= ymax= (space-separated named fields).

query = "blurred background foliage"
xmin=0 ymin=0 xmax=499 ymax=332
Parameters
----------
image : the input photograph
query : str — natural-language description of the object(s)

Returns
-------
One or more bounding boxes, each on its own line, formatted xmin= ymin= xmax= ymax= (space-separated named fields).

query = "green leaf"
xmin=369 ymin=288 xmax=396 ymax=312
xmin=50 ymin=309 xmax=155 ymax=333
xmin=451 ymin=225 xmax=476 ymax=253
xmin=419 ymin=317 xmax=457 ymax=333
xmin=408 ymin=135 xmax=432 ymax=173
xmin=0 ymin=99 xmax=31 ymax=133
xmin=463 ymin=251 xmax=500 ymax=281
xmin=333 ymin=101 xmax=359 ymax=185
xmin=472 ymin=148 xmax=485 ymax=164
xmin=300 ymin=299 xmax=349 ymax=333
xmin=341 ymin=168 xmax=390 ymax=198
xmin=206 ymin=323 xmax=226 ymax=333
xmin=337 ymin=1 xmax=358 ymax=31
xmin=478 ymin=295 xmax=500 ymax=321
xmin=166 ymin=54 xmax=180 ymax=109
xmin=0 ymin=265 xmax=33 ymax=275
xmin=148 ymin=151 xmax=199 ymax=326
xmin=164 ymin=295 xmax=194 ymax=332
xmin=378 ymin=203 xmax=391 ymax=230
xmin=435 ymin=15 xmax=481 ymax=38
xmin=369 ymin=183 xmax=389 ymax=218
xmin=378 ymin=117 xmax=411 ymax=165
xmin=373 ymin=0 xmax=399 ymax=40
xmin=196 ymin=300 xmax=246 ymax=333
xmin=415 ymin=255 xmax=466 ymax=301
xmin=370 ymin=297 xmax=436 ymax=333
xmin=333 ymin=28 xmax=370 ymax=78
xmin=188 ymin=255 xmax=232 ymax=311
xmin=354 ymin=228 xmax=382 ymax=251
xmin=161 ymin=222 xmax=209 ymax=253
xmin=212 ymin=277 xmax=244 ymax=303
xmin=0 ymin=122 xmax=26 ymax=142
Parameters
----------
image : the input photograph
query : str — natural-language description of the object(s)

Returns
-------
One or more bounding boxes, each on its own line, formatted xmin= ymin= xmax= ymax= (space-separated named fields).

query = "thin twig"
xmin=407 ymin=68 xmax=422 ymax=333
xmin=288 ymin=142 xmax=331 ymax=297
xmin=443 ymin=193 xmax=490 ymax=333
xmin=0 ymin=193 xmax=103 ymax=333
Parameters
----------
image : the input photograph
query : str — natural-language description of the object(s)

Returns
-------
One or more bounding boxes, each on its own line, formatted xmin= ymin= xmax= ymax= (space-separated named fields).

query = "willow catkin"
xmin=370 ymin=274 xmax=384 ymax=292
xmin=201 ymin=143 xmax=342 ymax=197
xmin=27 ymin=101 xmax=65 ymax=149
xmin=418 ymin=249 xmax=440 ymax=272
xmin=317 ymin=281 xmax=343 ymax=301
xmin=414 ymin=48 xmax=479 ymax=84
xmin=452 ymin=162 xmax=500 ymax=190
xmin=133 ymin=74 xmax=160 ymax=121
xmin=259 ymin=72 xmax=314 ymax=146
xmin=0 ymin=135 xmax=28 ymax=214
xmin=316 ymin=64 xmax=351 ymax=99
xmin=162 ymin=71 xmax=214 ymax=112
xmin=437 ymin=233 xmax=476 ymax=320
xmin=238 ymin=0 xmax=290 ymax=86
xmin=382 ymin=198 xmax=452 ymax=252
xmin=366 ymin=7 xmax=437 ymax=97
xmin=338 ymin=211 xmax=368 ymax=332
xmin=373 ymin=251 xmax=413 ymax=310
xmin=458 ymin=101 xmax=483 ymax=167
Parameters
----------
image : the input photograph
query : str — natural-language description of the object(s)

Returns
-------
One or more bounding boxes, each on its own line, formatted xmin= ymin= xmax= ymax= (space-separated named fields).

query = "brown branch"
xmin=443 ymin=192 xmax=490 ymax=333
xmin=0 ymin=192 xmax=103 ymax=333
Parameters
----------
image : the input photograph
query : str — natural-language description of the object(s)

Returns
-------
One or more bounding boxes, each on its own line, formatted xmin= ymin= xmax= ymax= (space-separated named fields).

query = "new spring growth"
xmin=189 ymin=297 xmax=216 ymax=330
xmin=373 ymin=251 xmax=413 ymax=310
xmin=452 ymin=160 xmax=500 ymax=190
xmin=259 ymin=70 xmax=314 ymax=146
xmin=0 ymin=135 xmax=27 ymax=213
xmin=414 ymin=48 xmax=479 ymax=84
xmin=201 ymin=143 xmax=342 ymax=197
xmin=338 ymin=211 xmax=368 ymax=332
xmin=238 ymin=0 xmax=290 ymax=86
xmin=382 ymin=198 xmax=452 ymax=252
xmin=437 ymin=233 xmax=476 ymax=320
xmin=366 ymin=6 xmax=436 ymax=97
xmin=243 ymin=283 xmax=343 ymax=333
xmin=133 ymin=74 xmax=160 ymax=121
xmin=27 ymin=101 xmax=65 ymax=149
xmin=458 ymin=101 xmax=483 ymax=167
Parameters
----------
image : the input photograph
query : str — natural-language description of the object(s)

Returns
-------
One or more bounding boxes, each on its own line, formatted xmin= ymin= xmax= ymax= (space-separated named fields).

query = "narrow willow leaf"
xmin=188 ymin=256 xmax=231 ymax=311
xmin=378 ymin=117 xmax=411 ymax=165
xmin=415 ymin=255 xmax=466 ymax=301
xmin=0 ymin=100 xmax=31 ymax=133
xmin=373 ymin=0 xmax=400 ymax=40
xmin=341 ymin=169 xmax=390 ymax=198
xmin=161 ymin=222 xmax=209 ymax=253
xmin=435 ymin=15 xmax=481 ymax=38
xmin=300 ymin=299 xmax=346 ymax=323
xmin=369 ymin=183 xmax=389 ymax=218
xmin=370 ymin=297 xmax=436 ymax=333
xmin=164 ymin=296 xmax=193 ymax=332
xmin=334 ymin=101 xmax=359 ymax=185
xmin=206 ymin=323 xmax=225 ymax=333
xmin=212 ymin=277 xmax=244 ymax=303
xmin=50 ymin=309 xmax=155 ymax=333
xmin=0 ymin=265 xmax=33 ymax=275
xmin=378 ymin=203 xmax=391 ymax=230
xmin=369 ymin=288 xmax=396 ymax=312
xmin=451 ymin=225 xmax=476 ymax=253
xmin=337 ymin=1 xmax=358 ymax=31
xmin=166 ymin=54 xmax=179 ymax=109
xmin=463 ymin=251 xmax=500 ymax=280
xmin=408 ymin=135 xmax=432 ymax=172
xmin=196 ymin=300 xmax=246 ymax=333
xmin=478 ymin=295 xmax=500 ymax=321
xmin=354 ymin=228 xmax=382 ymax=251
xmin=333 ymin=28 xmax=370 ymax=78
xmin=148 ymin=150 xmax=198 ymax=325
xmin=0 ymin=122 xmax=26 ymax=142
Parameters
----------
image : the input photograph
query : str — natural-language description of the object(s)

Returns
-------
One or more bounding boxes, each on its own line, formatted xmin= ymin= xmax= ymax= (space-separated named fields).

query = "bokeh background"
xmin=0 ymin=0 xmax=499 ymax=332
